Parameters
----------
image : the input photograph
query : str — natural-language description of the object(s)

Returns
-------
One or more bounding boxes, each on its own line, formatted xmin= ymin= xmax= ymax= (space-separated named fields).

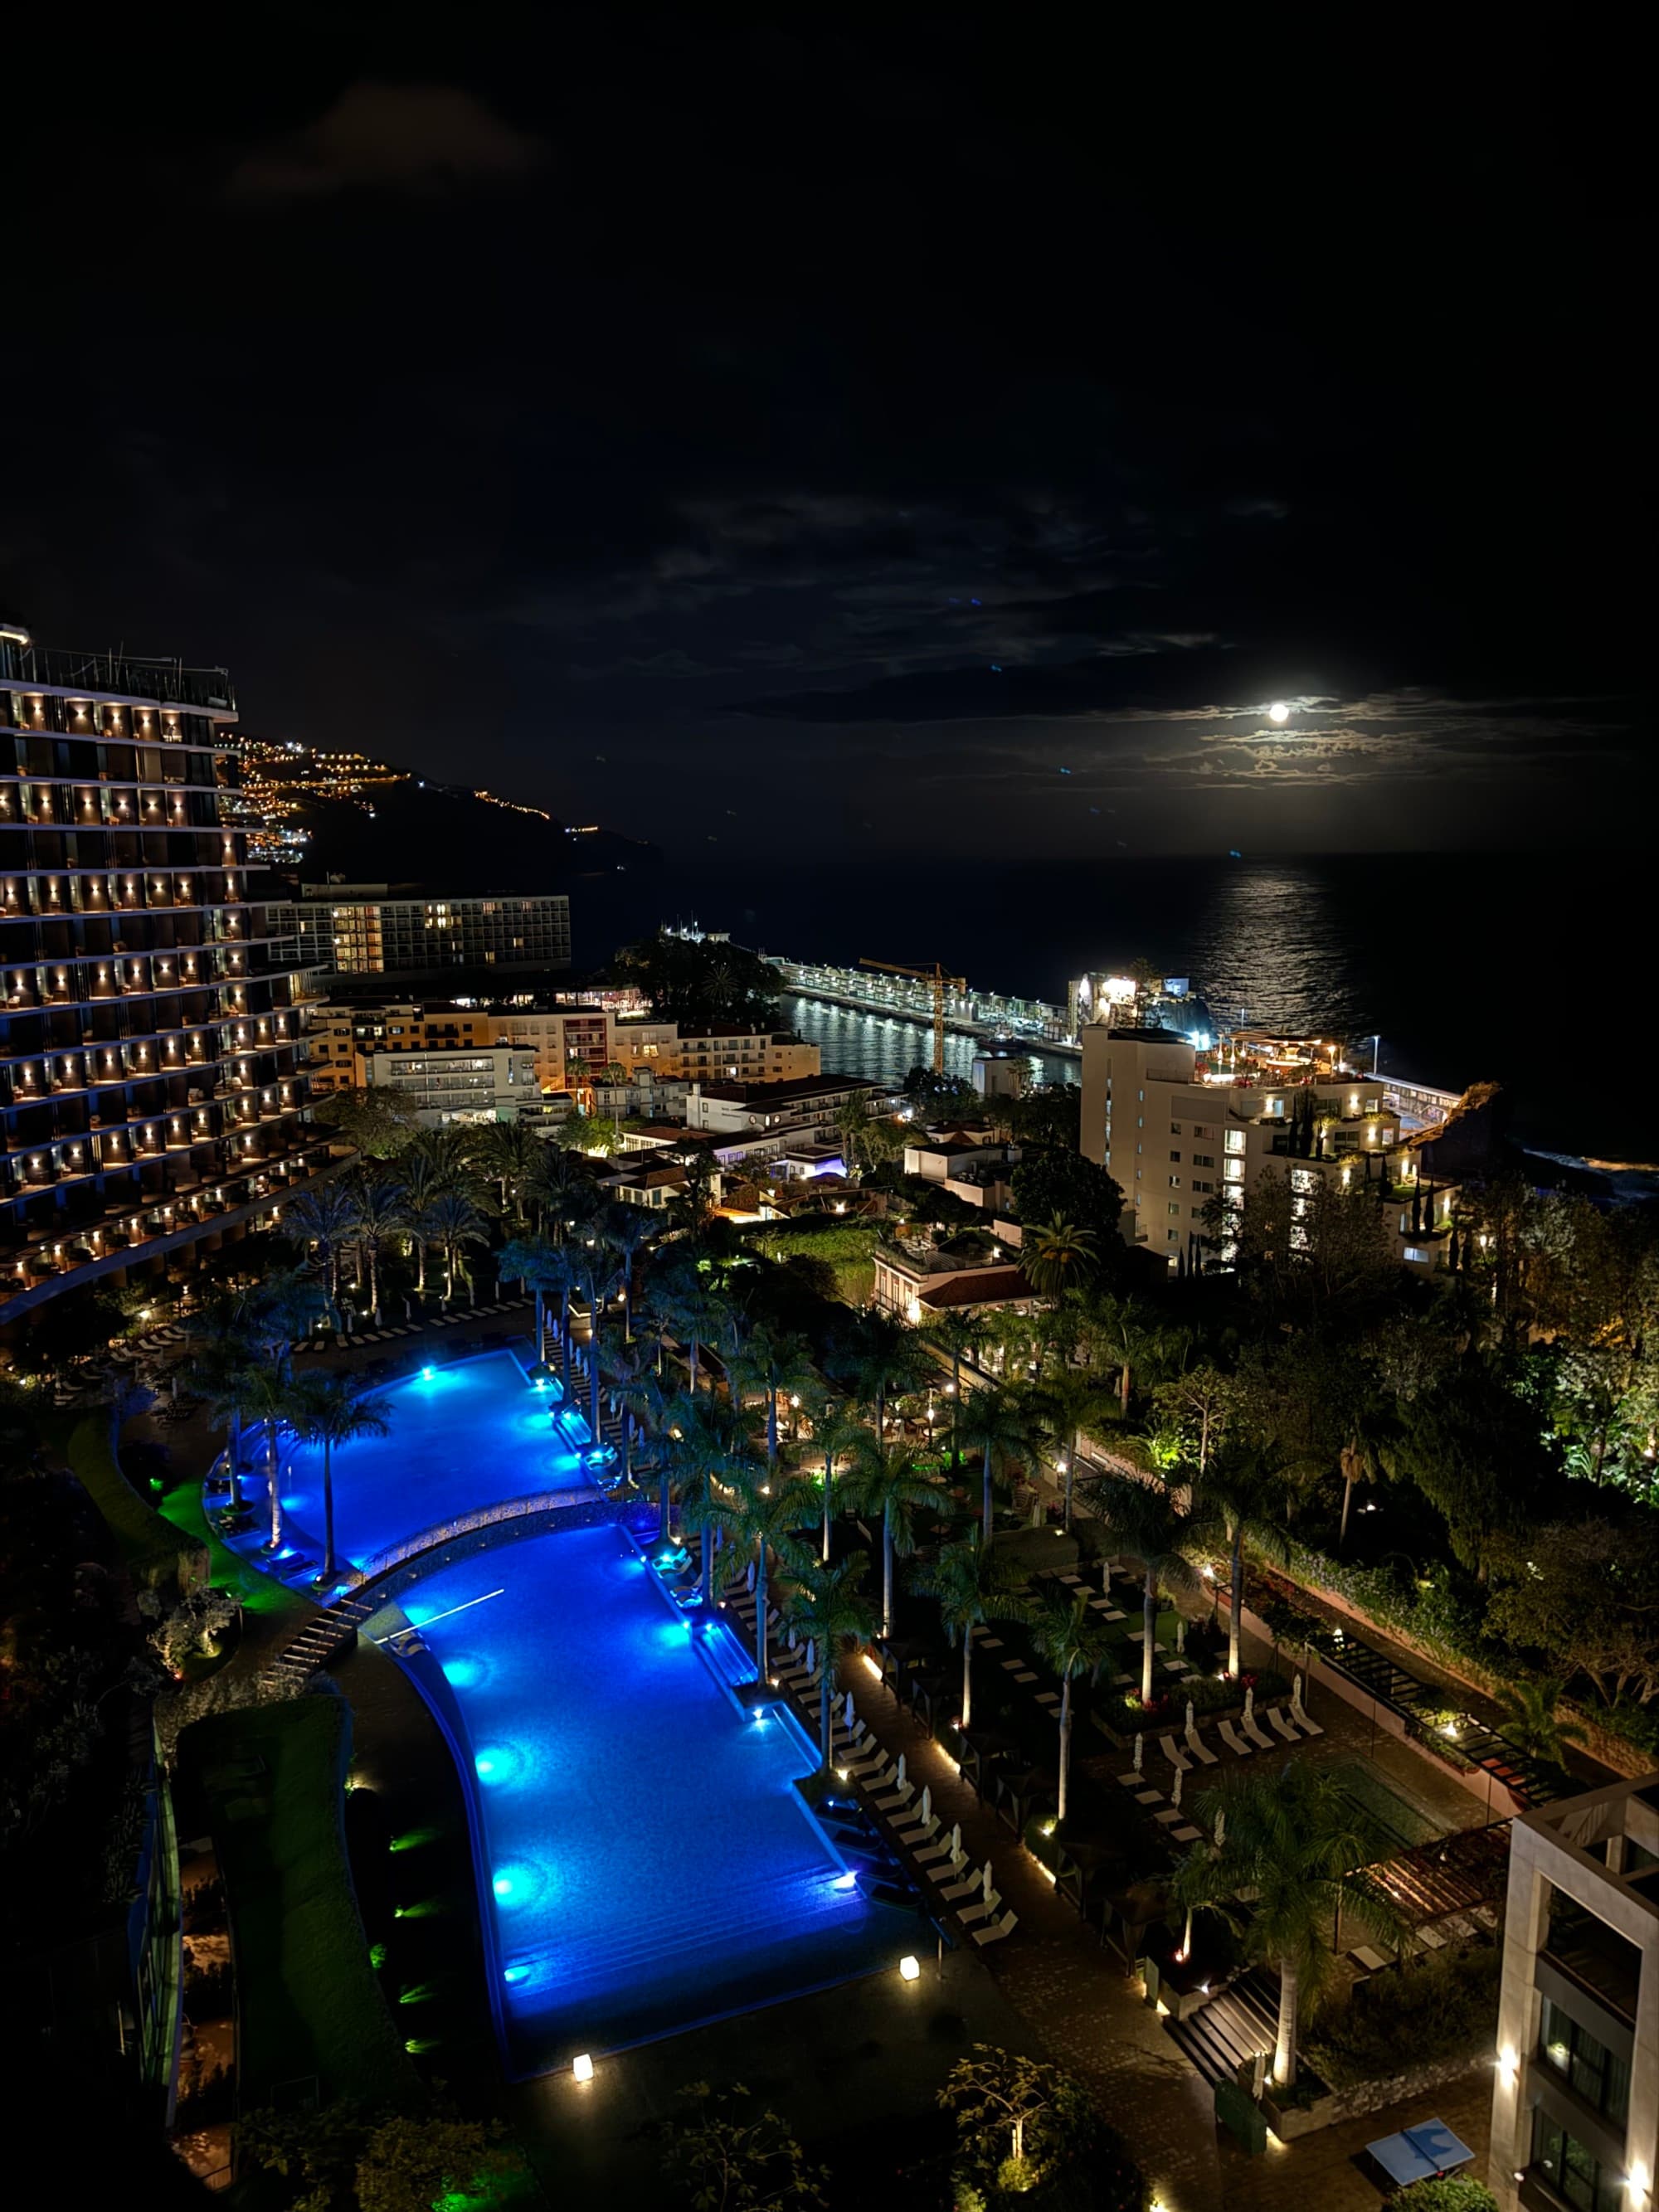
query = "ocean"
xmin=571 ymin=853 xmax=1643 ymax=1164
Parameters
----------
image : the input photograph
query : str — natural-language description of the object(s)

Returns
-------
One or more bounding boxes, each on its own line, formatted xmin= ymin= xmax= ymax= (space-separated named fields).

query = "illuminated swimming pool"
xmin=392 ymin=1524 xmax=911 ymax=2072
xmin=276 ymin=1349 xmax=588 ymax=1572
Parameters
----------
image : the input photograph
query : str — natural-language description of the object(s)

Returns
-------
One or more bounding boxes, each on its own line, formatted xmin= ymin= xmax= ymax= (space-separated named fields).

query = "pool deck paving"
xmin=837 ymin=1654 xmax=1225 ymax=2212
xmin=1217 ymin=2058 xmax=1494 ymax=2211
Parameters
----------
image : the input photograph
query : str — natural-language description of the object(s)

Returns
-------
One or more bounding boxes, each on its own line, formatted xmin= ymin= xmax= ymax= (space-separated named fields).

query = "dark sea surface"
xmin=572 ymin=853 xmax=1641 ymax=1163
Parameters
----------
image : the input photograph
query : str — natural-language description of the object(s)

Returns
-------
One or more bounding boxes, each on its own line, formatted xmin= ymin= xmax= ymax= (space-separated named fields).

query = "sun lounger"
xmin=1117 ymin=1770 xmax=1143 ymax=1787
xmin=1350 ymin=1944 xmax=1389 ymax=1973
xmin=1218 ymin=1719 xmax=1254 ymax=1757
xmin=971 ymin=1909 xmax=1019 ymax=1946
xmin=1172 ymin=1825 xmax=1202 ymax=1843
xmin=895 ymin=1811 xmax=939 ymax=1847
xmin=1444 ymin=1915 xmax=1476 ymax=1942
xmin=1185 ymin=1732 xmax=1219 ymax=1766
xmin=1154 ymin=1807 xmax=1182 ymax=1825
xmin=872 ymin=1777 xmax=915 ymax=1812
xmin=1268 ymin=1707 xmax=1302 ymax=1743
xmin=1472 ymin=1904 xmax=1501 ymax=1932
xmin=978 ymin=1636 xmax=1004 ymax=1650
xmin=912 ymin=1834 xmax=961 ymax=1866
xmin=1416 ymin=1922 xmax=1448 ymax=1952
xmin=927 ymin=1850 xmax=971 ymax=1884
xmin=1242 ymin=1710 xmax=1275 ymax=1750
xmin=1135 ymin=1788 xmax=1163 ymax=1806
xmin=1160 ymin=1734 xmax=1191 ymax=1773
xmin=1292 ymin=1705 xmax=1325 ymax=1738
xmin=1036 ymin=1691 xmax=1061 ymax=1709
xmin=956 ymin=1889 xmax=1004 ymax=1927
xmin=1012 ymin=1669 xmax=1039 ymax=1684
xmin=941 ymin=1869 xmax=991 ymax=1903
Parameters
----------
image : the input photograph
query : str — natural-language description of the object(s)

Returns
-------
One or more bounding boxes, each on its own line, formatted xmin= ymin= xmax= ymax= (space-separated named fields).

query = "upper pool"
xmin=391 ymin=1524 xmax=911 ymax=2073
xmin=277 ymin=1349 xmax=589 ymax=1573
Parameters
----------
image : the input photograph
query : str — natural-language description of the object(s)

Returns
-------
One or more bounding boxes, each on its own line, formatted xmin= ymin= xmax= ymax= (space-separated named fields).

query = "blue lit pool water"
xmin=277 ymin=1349 xmax=588 ymax=1570
xmin=398 ymin=1525 xmax=911 ymax=2071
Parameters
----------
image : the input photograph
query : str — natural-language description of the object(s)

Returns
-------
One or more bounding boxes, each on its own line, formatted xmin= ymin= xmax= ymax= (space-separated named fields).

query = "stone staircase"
xmin=1165 ymin=1966 xmax=1282 ymax=2089
xmin=260 ymin=1592 xmax=375 ymax=1688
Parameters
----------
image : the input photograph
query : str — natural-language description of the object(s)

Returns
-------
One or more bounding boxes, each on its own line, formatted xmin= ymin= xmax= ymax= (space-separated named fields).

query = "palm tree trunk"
xmin=1274 ymin=1957 xmax=1299 ymax=2088
xmin=226 ymin=1412 xmax=243 ymax=1511
xmin=659 ymin=1461 xmax=673 ymax=1543
xmin=982 ymin=1440 xmax=995 ymax=1544
xmin=588 ymin=1312 xmax=602 ymax=1446
xmin=533 ymin=1286 xmax=545 ymax=1359
xmin=822 ymin=1453 xmax=834 ymax=1564
xmin=1142 ymin=1572 xmax=1158 ymax=1705
xmin=688 ymin=1335 xmax=700 ymax=1394
xmin=820 ymin=1658 xmax=834 ymax=1772
xmin=561 ymin=1290 xmax=573 ymax=1395
xmin=700 ymin=1478 xmax=713 ymax=1607
xmin=321 ymin=1439 xmax=336 ymax=1581
xmin=1339 ymin=1472 xmax=1355 ymax=1550
xmin=1058 ymin=1673 xmax=1073 ymax=1822
xmin=416 ymin=1237 xmax=427 ymax=1293
xmin=266 ymin=1422 xmax=282 ymax=1548
xmin=882 ymin=1506 xmax=894 ymax=1638
xmin=755 ymin=1544 xmax=769 ymax=1678
xmin=962 ymin=1620 xmax=975 ymax=1729
xmin=766 ymin=1393 xmax=778 ymax=1471
xmin=1120 ymin=1355 xmax=1131 ymax=1416
xmin=1229 ymin=1526 xmax=1244 ymax=1678
xmin=1064 ymin=1424 xmax=1078 ymax=1531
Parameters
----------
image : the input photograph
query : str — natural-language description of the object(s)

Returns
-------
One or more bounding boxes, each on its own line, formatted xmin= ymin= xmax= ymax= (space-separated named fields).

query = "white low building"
xmin=357 ymin=1044 xmax=538 ymax=1126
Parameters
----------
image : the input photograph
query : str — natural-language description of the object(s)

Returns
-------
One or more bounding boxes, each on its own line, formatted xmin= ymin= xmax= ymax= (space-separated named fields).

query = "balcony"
xmin=0 ymin=643 xmax=235 ymax=712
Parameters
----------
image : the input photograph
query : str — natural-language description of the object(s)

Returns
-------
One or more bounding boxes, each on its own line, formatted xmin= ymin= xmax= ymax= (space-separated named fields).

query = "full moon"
xmin=1267 ymin=701 xmax=1291 ymax=724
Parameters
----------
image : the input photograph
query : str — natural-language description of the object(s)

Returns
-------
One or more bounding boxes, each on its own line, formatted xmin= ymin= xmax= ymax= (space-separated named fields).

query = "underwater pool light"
xmin=834 ymin=1872 xmax=858 ymax=1891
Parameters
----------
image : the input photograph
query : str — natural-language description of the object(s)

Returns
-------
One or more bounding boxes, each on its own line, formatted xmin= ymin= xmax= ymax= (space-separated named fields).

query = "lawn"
xmin=155 ymin=1464 xmax=306 ymax=1621
xmin=66 ymin=1412 xmax=204 ymax=1590
xmin=187 ymin=1695 xmax=417 ymax=2112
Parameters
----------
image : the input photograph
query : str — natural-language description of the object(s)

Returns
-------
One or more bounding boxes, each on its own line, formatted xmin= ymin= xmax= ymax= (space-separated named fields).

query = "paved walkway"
xmin=839 ymin=1655 xmax=1224 ymax=2212
xmin=1218 ymin=2060 xmax=1494 ymax=2210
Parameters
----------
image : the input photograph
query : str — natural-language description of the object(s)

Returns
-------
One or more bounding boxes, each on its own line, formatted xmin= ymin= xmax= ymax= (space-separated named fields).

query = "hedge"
xmin=1382 ymin=2177 xmax=1499 ymax=2211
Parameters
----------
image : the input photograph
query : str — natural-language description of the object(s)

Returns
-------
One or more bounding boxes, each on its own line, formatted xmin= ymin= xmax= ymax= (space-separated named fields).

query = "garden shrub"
xmin=1382 ymin=2176 xmax=1499 ymax=2211
xmin=1304 ymin=1943 xmax=1501 ymax=2091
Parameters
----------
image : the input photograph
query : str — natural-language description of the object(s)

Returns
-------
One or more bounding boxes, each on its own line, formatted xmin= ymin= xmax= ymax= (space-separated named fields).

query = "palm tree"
xmin=665 ymin=1392 xmax=752 ymax=1606
xmin=477 ymin=1120 xmax=542 ymax=1223
xmin=570 ymin=1235 xmax=620 ymax=1446
xmin=778 ymin=1554 xmax=877 ymax=1772
xmin=421 ymin=1191 xmax=488 ymax=1306
xmin=1031 ymin=1369 xmax=1118 ymax=1532
xmin=407 ymin=1125 xmax=486 ymax=1201
xmin=1030 ymin=1587 xmax=1119 ymax=1823
xmin=1023 ymin=1214 xmax=1098 ymax=1300
xmin=601 ymin=1202 xmax=655 ymax=1344
xmin=910 ymin=1533 xmax=1032 ymax=1731
xmin=614 ymin=1355 xmax=670 ymax=1527
xmin=1496 ymin=1676 xmax=1588 ymax=1769
xmin=730 ymin=1468 xmax=819 ymax=1678
xmin=496 ymin=1232 xmax=566 ymax=1363
xmin=925 ymin=1309 xmax=989 ymax=1466
xmin=1202 ymin=1451 xmax=1289 ymax=1679
xmin=1091 ymin=1475 xmax=1208 ymax=1706
xmin=241 ymin=1367 xmax=298 ymax=1549
xmin=348 ymin=1174 xmax=407 ymax=1327
xmin=811 ymin=1407 xmax=877 ymax=1564
xmin=836 ymin=1310 xmax=930 ymax=1444
xmin=284 ymin=1369 xmax=392 ymax=1583
xmin=957 ymin=1386 xmax=1039 ymax=1544
xmin=529 ymin=1136 xmax=596 ymax=1228
xmin=197 ymin=1339 xmax=261 ymax=1510
xmin=652 ymin=1270 xmax=725 ymax=1397
xmin=1171 ymin=1761 xmax=1405 ymax=2087
xmin=280 ymin=1180 xmax=360 ymax=1324
xmin=732 ymin=1325 xmax=820 ymax=1472
xmin=840 ymin=1446 xmax=940 ymax=1637
xmin=1087 ymin=1294 xmax=1158 ymax=1417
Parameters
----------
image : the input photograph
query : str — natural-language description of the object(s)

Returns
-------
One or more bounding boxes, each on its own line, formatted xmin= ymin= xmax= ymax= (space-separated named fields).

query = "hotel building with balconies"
xmin=2 ymin=622 xmax=328 ymax=1326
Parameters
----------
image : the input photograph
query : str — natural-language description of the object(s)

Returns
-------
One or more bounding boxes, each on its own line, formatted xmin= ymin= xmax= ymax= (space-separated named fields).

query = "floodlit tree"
xmin=839 ymin=1446 xmax=940 ymax=1638
xmin=909 ymin=1533 xmax=1033 ymax=1730
xmin=666 ymin=1392 xmax=753 ymax=1606
xmin=937 ymin=2045 xmax=1127 ymax=2203
xmin=655 ymin=2080 xmax=827 ymax=2212
xmin=279 ymin=1180 xmax=360 ymax=1324
xmin=347 ymin=1173 xmax=408 ymax=1328
xmin=779 ymin=1553 xmax=878 ymax=1773
xmin=284 ymin=1370 xmax=392 ymax=1583
xmin=732 ymin=1325 xmax=819 ymax=1473
xmin=1170 ymin=1761 xmax=1404 ymax=2088
xmin=1023 ymin=1213 xmax=1098 ymax=1300
xmin=1090 ymin=1475 xmax=1208 ymax=1705
xmin=957 ymin=1385 xmax=1040 ymax=1544
xmin=1030 ymin=1586 xmax=1118 ymax=1822
xmin=1199 ymin=1449 xmax=1289 ymax=1680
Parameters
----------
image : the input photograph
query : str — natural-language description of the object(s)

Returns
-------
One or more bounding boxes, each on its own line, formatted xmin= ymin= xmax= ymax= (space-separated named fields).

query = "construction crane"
xmin=859 ymin=957 xmax=968 ymax=1074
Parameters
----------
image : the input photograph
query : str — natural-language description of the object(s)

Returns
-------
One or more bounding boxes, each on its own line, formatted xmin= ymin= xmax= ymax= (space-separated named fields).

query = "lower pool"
xmin=276 ymin=1349 xmax=589 ymax=1571
xmin=392 ymin=1524 xmax=912 ymax=2072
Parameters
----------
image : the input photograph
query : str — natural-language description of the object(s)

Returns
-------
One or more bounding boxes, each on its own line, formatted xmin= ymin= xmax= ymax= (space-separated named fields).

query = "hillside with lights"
xmin=228 ymin=738 xmax=659 ymax=891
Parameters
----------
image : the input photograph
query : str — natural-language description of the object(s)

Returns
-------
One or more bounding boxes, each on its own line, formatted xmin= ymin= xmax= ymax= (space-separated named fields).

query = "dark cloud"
xmin=0 ymin=16 xmax=1646 ymax=857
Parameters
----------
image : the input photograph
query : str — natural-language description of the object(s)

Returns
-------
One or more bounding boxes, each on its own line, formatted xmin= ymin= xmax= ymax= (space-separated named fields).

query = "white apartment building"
xmin=1079 ymin=1025 xmax=1456 ymax=1271
xmin=1491 ymin=1774 xmax=1659 ymax=2212
xmin=357 ymin=1044 xmax=538 ymax=1126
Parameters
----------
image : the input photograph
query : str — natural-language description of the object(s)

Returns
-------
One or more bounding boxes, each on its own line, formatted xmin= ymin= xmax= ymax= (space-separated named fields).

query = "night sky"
xmin=1 ymin=15 xmax=1645 ymax=858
